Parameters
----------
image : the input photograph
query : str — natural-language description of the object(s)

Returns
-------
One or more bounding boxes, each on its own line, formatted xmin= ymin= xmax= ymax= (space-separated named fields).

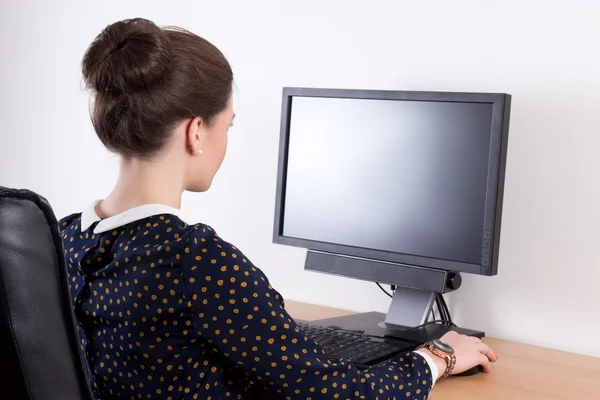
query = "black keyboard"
xmin=297 ymin=321 xmax=416 ymax=366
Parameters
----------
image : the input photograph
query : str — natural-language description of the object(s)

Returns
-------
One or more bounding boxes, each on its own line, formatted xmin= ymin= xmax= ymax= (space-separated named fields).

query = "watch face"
xmin=432 ymin=339 xmax=455 ymax=354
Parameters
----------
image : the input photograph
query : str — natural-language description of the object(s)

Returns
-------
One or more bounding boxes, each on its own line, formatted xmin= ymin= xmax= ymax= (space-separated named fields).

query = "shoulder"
xmin=186 ymin=224 xmax=248 ymax=263
xmin=183 ymin=223 xmax=270 ymax=284
xmin=59 ymin=213 xmax=82 ymax=235
xmin=182 ymin=224 xmax=285 ymax=312
xmin=185 ymin=224 xmax=252 ymax=265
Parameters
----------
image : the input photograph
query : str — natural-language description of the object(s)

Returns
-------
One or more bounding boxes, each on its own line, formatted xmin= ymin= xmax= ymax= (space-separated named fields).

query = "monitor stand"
xmin=311 ymin=287 xmax=484 ymax=343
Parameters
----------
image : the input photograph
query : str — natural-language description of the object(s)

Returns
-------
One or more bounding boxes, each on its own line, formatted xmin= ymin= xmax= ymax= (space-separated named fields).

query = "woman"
xmin=60 ymin=18 xmax=497 ymax=400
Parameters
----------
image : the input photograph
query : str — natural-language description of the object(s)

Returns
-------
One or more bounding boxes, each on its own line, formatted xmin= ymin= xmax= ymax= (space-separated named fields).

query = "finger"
xmin=477 ymin=343 xmax=498 ymax=362
xmin=478 ymin=354 xmax=492 ymax=373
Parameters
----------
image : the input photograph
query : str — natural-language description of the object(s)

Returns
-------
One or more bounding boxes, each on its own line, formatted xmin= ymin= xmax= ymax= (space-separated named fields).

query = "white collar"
xmin=81 ymin=200 xmax=182 ymax=234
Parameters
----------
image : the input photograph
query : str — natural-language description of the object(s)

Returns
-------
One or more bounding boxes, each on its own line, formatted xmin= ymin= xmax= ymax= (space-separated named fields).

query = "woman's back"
xmin=61 ymin=207 xmax=252 ymax=399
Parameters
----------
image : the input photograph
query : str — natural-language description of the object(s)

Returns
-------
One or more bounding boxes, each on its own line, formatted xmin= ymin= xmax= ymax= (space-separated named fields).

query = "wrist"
xmin=418 ymin=348 xmax=448 ymax=380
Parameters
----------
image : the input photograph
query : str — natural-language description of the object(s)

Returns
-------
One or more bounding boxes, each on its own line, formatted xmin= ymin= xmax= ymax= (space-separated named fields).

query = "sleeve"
xmin=182 ymin=225 xmax=435 ymax=400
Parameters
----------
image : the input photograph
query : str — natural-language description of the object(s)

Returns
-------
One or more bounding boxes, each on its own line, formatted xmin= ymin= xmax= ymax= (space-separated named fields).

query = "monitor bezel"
xmin=273 ymin=87 xmax=511 ymax=277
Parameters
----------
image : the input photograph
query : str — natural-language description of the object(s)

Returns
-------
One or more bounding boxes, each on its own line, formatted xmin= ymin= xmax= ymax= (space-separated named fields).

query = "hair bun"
xmin=82 ymin=18 xmax=171 ymax=95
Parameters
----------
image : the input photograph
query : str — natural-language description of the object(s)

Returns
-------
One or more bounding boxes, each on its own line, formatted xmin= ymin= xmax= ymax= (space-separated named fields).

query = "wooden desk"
xmin=286 ymin=301 xmax=600 ymax=400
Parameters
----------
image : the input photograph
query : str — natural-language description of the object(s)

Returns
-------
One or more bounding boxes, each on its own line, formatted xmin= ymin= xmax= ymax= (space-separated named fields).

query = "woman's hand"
xmin=419 ymin=331 xmax=498 ymax=379
xmin=440 ymin=331 xmax=498 ymax=375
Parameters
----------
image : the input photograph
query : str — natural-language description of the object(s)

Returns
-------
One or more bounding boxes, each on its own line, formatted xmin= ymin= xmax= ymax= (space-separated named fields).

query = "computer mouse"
xmin=455 ymin=365 xmax=484 ymax=377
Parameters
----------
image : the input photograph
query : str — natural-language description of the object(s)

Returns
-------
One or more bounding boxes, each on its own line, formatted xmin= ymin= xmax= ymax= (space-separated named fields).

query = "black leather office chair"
xmin=0 ymin=187 xmax=93 ymax=400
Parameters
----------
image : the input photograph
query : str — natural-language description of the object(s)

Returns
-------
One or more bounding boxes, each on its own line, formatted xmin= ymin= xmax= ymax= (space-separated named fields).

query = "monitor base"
xmin=311 ymin=311 xmax=484 ymax=344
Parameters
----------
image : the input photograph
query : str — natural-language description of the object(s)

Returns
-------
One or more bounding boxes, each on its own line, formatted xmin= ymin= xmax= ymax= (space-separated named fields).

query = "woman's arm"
xmin=181 ymin=225 xmax=435 ymax=399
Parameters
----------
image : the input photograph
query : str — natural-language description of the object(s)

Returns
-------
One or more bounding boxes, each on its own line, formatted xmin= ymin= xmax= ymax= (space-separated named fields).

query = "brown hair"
xmin=82 ymin=18 xmax=233 ymax=158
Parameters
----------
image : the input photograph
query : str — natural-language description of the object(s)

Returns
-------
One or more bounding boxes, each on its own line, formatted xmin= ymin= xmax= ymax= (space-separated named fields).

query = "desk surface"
xmin=285 ymin=301 xmax=600 ymax=400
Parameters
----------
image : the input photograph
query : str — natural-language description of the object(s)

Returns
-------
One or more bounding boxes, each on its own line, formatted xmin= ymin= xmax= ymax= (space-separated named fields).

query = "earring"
xmin=196 ymin=149 xmax=204 ymax=156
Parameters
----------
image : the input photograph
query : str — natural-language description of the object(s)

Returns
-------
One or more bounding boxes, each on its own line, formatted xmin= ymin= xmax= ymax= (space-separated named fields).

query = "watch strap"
xmin=418 ymin=342 xmax=456 ymax=379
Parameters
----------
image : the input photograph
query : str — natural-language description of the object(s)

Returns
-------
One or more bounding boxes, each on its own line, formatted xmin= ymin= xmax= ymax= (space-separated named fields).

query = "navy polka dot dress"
xmin=60 ymin=208 xmax=434 ymax=399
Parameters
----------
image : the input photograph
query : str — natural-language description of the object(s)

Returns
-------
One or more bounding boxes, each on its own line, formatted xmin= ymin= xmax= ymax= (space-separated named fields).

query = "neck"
xmin=98 ymin=157 xmax=184 ymax=218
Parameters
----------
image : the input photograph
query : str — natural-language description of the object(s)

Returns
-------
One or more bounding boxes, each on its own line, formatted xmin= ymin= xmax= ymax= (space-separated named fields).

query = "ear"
xmin=186 ymin=117 xmax=206 ymax=155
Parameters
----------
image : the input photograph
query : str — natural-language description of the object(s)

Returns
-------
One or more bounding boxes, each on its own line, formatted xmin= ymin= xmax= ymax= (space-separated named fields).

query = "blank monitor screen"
xmin=282 ymin=96 xmax=494 ymax=265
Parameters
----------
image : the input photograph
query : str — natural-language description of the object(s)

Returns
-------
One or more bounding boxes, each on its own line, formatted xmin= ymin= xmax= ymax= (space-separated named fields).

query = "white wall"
xmin=1 ymin=0 xmax=599 ymax=357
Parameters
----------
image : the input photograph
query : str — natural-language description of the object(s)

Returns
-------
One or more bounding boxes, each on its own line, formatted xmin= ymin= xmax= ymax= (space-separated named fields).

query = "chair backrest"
xmin=0 ymin=187 xmax=93 ymax=400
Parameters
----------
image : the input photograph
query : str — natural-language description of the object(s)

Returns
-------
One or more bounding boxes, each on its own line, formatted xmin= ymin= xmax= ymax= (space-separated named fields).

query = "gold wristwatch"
xmin=419 ymin=339 xmax=457 ymax=379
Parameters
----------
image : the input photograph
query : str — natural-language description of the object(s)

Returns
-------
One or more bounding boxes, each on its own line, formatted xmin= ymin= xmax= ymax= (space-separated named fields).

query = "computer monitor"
xmin=273 ymin=87 xmax=511 ymax=334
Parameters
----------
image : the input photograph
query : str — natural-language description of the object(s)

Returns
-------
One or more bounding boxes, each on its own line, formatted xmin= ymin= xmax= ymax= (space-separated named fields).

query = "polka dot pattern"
xmin=60 ymin=212 xmax=433 ymax=399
